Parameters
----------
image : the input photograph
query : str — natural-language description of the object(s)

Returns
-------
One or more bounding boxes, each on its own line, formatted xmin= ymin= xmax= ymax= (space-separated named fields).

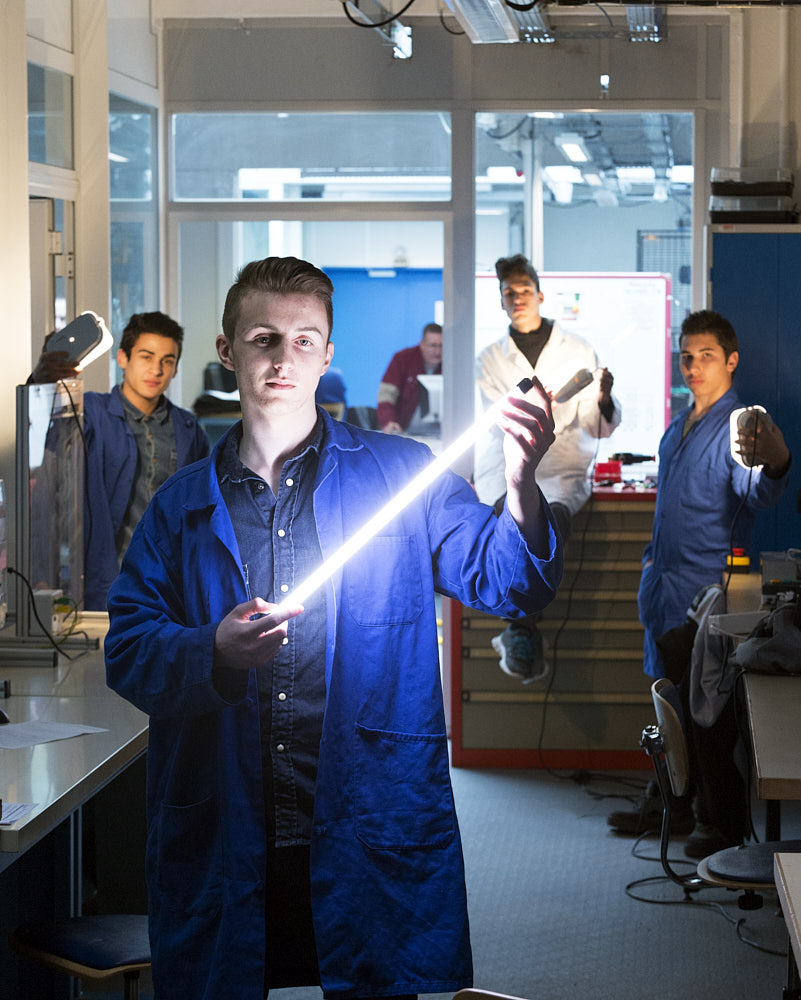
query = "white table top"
xmin=775 ymin=852 xmax=801 ymax=974
xmin=744 ymin=673 xmax=801 ymax=802
xmin=0 ymin=635 xmax=147 ymax=861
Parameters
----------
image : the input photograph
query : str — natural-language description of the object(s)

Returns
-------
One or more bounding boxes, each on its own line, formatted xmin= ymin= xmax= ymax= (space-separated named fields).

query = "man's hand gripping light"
xmin=276 ymin=377 xmax=537 ymax=614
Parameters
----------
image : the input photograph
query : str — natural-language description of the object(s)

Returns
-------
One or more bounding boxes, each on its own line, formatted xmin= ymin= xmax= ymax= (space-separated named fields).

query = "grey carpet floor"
xmin=90 ymin=766 xmax=797 ymax=999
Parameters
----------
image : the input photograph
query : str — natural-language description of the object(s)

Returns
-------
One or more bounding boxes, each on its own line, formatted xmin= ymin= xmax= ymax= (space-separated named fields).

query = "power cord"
xmin=341 ymin=0 xmax=416 ymax=29
xmin=7 ymin=566 xmax=91 ymax=661
xmin=535 ymin=400 xmax=605 ymax=779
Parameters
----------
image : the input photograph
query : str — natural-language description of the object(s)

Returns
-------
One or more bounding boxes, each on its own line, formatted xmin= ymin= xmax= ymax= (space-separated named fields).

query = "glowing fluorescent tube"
xmin=277 ymin=377 xmax=535 ymax=612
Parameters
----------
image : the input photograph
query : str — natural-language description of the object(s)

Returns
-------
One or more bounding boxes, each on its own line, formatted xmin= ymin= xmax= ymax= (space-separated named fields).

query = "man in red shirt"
xmin=377 ymin=322 xmax=442 ymax=433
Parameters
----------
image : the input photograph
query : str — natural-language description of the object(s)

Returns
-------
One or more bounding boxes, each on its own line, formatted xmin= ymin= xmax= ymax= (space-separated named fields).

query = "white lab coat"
xmin=474 ymin=321 xmax=621 ymax=514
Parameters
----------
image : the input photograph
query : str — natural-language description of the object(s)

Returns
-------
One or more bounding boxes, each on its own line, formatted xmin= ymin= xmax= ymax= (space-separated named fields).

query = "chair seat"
xmin=12 ymin=914 xmax=150 ymax=978
xmin=700 ymin=840 xmax=801 ymax=886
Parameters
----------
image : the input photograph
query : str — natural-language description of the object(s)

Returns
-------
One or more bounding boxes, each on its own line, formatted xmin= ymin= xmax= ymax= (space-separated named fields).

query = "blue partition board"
xmin=324 ymin=267 xmax=443 ymax=410
xmin=710 ymin=231 xmax=801 ymax=559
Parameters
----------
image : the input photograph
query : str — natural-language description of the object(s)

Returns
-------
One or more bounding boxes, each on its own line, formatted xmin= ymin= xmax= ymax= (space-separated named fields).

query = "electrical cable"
xmin=592 ymin=2 xmax=615 ymax=28
xmin=438 ymin=3 xmax=465 ymax=34
xmin=341 ymin=0 xmax=417 ymax=29
xmin=7 ymin=566 xmax=91 ymax=661
xmin=57 ymin=376 xmax=91 ymax=614
xmin=535 ymin=380 xmax=608 ymax=779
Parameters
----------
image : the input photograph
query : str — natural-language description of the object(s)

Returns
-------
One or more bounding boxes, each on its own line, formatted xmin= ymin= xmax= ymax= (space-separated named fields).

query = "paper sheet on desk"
xmin=0 ymin=721 xmax=108 ymax=749
xmin=1 ymin=802 xmax=36 ymax=824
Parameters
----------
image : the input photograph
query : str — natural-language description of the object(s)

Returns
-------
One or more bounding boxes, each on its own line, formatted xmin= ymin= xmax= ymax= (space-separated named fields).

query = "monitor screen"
xmin=416 ymin=373 xmax=443 ymax=424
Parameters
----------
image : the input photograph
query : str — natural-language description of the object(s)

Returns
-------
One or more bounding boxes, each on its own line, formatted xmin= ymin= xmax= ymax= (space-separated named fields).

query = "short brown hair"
xmin=222 ymin=256 xmax=334 ymax=342
xmin=120 ymin=311 xmax=184 ymax=361
xmin=495 ymin=254 xmax=540 ymax=291
xmin=680 ymin=309 xmax=739 ymax=359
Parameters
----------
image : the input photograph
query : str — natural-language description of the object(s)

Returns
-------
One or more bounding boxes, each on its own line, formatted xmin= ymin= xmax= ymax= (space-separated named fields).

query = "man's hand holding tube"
xmin=214 ymin=597 xmax=304 ymax=670
xmin=498 ymin=377 xmax=556 ymax=551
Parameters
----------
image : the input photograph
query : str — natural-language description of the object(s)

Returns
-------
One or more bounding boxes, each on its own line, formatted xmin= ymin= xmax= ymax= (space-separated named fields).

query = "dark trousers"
xmin=675 ymin=666 xmax=748 ymax=844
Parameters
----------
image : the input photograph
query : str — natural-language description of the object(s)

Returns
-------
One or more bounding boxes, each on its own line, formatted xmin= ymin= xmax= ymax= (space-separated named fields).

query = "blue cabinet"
xmin=708 ymin=227 xmax=801 ymax=558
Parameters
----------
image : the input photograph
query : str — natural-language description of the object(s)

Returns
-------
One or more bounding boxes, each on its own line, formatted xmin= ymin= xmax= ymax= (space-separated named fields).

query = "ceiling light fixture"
xmin=555 ymin=133 xmax=590 ymax=164
xmin=443 ymin=0 xmax=518 ymax=43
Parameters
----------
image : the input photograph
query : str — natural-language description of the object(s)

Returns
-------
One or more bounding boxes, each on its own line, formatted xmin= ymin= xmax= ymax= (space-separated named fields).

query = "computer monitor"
xmin=416 ymin=373 xmax=443 ymax=425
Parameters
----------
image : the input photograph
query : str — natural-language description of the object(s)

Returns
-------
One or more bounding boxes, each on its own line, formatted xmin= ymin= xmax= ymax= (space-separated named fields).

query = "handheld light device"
xmin=277 ymin=377 xmax=536 ymax=612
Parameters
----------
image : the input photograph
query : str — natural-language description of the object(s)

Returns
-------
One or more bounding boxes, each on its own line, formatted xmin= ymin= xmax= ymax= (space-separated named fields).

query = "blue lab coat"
xmin=83 ymin=384 xmax=209 ymax=609
xmin=105 ymin=410 xmax=562 ymax=1000
xmin=638 ymin=387 xmax=789 ymax=677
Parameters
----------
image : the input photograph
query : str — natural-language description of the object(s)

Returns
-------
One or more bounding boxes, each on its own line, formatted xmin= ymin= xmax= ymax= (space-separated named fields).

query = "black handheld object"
xmin=610 ymin=452 xmax=655 ymax=464
xmin=44 ymin=311 xmax=111 ymax=370
xmin=553 ymin=368 xmax=594 ymax=403
xmin=516 ymin=377 xmax=534 ymax=394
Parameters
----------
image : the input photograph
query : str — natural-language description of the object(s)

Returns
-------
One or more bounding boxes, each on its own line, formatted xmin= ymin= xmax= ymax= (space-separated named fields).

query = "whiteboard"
xmin=475 ymin=272 xmax=672 ymax=463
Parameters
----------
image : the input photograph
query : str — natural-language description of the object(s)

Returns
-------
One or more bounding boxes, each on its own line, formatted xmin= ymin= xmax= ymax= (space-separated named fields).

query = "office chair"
xmin=10 ymin=913 xmax=151 ymax=1000
xmin=642 ymin=677 xmax=801 ymax=906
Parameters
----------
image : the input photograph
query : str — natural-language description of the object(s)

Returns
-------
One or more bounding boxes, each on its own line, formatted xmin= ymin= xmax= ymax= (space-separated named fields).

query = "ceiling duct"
xmin=442 ymin=0 xmax=541 ymax=43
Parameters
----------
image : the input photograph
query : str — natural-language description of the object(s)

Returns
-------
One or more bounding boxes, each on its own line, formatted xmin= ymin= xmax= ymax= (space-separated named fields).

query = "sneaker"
xmin=491 ymin=624 xmax=548 ymax=683
xmin=607 ymin=782 xmax=694 ymax=836
xmin=683 ymin=822 xmax=736 ymax=859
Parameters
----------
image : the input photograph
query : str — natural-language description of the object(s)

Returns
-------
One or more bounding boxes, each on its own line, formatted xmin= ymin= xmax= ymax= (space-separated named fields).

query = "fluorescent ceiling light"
xmin=544 ymin=165 xmax=583 ymax=184
xmin=670 ymin=165 xmax=694 ymax=184
xmin=486 ymin=166 xmax=522 ymax=183
xmin=583 ymin=172 xmax=603 ymax=187
xmin=556 ymin=133 xmax=590 ymax=164
xmin=616 ymin=166 xmax=656 ymax=182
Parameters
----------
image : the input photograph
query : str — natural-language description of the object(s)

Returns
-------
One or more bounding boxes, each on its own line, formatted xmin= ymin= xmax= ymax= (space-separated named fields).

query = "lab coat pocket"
xmin=345 ymin=535 xmax=423 ymax=626
xmin=354 ymin=723 xmax=455 ymax=850
xmin=153 ymin=792 xmax=222 ymax=914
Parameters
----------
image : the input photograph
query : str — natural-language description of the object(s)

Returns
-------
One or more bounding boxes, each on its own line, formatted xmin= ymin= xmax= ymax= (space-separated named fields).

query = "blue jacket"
xmin=105 ymin=410 xmax=562 ymax=1000
xmin=638 ymin=387 xmax=789 ymax=678
xmin=83 ymin=385 xmax=209 ymax=610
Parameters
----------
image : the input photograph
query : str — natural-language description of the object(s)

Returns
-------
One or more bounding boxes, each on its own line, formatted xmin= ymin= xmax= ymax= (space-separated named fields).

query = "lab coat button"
xmin=285 ymin=477 xmax=294 ymax=487
xmin=277 ymin=528 xmax=286 ymax=537
xmin=276 ymin=743 xmax=286 ymax=752
xmin=280 ymin=584 xmax=289 ymax=593
xmin=278 ymin=691 xmax=287 ymax=701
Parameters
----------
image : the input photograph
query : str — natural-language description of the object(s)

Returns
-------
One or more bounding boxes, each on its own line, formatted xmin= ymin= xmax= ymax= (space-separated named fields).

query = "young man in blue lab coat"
xmin=105 ymin=256 xmax=564 ymax=1000
xmin=609 ymin=309 xmax=791 ymax=845
xmin=32 ymin=311 xmax=209 ymax=609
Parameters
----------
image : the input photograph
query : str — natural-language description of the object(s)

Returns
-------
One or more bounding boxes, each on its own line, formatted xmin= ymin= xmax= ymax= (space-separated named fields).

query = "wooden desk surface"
xmin=775 ymin=852 xmax=801 ymax=974
xmin=744 ymin=673 xmax=801 ymax=801
xmin=0 ymin=643 xmax=147 ymax=861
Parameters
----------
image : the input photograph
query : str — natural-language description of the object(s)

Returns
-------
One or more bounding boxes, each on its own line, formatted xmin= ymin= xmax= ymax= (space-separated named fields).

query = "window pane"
xmin=110 ymin=96 xmax=156 ymax=202
xmin=109 ymin=96 xmax=159 ymax=344
xmin=27 ymin=62 xmax=74 ymax=169
xmin=171 ymin=112 xmax=452 ymax=201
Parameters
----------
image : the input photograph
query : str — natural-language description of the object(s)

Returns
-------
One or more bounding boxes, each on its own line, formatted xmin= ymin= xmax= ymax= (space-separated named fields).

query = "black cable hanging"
xmin=341 ymin=0 xmax=417 ymax=29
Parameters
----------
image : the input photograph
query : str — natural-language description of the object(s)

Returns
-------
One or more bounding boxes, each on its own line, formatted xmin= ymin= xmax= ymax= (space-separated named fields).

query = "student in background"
xmin=315 ymin=365 xmax=347 ymax=419
xmin=475 ymin=254 xmax=620 ymax=682
xmin=32 ymin=311 xmax=209 ymax=609
xmin=608 ymin=309 xmax=791 ymax=853
xmin=377 ymin=321 xmax=442 ymax=433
